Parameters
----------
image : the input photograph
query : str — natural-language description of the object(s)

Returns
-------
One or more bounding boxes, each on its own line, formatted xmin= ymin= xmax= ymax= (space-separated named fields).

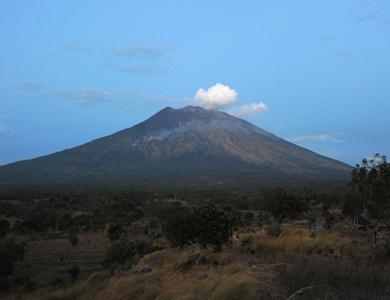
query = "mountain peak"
xmin=179 ymin=105 xmax=207 ymax=112
xmin=0 ymin=105 xmax=351 ymax=190
xmin=157 ymin=105 xmax=210 ymax=116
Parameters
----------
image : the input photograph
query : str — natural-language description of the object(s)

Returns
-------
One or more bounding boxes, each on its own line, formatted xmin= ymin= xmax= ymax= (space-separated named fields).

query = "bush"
xmin=163 ymin=204 xmax=236 ymax=251
xmin=103 ymin=239 xmax=138 ymax=270
xmin=162 ymin=207 xmax=199 ymax=248
xmin=0 ymin=238 xmax=25 ymax=291
xmin=194 ymin=204 xmax=236 ymax=251
xmin=260 ymin=187 xmax=309 ymax=222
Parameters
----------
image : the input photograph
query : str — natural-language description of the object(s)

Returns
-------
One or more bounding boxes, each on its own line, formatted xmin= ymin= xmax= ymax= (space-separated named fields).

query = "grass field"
xmin=5 ymin=225 xmax=390 ymax=300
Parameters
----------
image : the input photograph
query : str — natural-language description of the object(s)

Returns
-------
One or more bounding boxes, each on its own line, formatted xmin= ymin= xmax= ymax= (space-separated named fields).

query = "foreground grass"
xmin=254 ymin=227 xmax=353 ymax=258
xmin=9 ymin=247 xmax=257 ymax=300
xmin=7 ymin=228 xmax=390 ymax=300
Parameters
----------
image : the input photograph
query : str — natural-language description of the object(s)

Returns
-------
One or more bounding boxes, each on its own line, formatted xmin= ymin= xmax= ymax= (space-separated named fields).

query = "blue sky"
xmin=0 ymin=0 xmax=389 ymax=165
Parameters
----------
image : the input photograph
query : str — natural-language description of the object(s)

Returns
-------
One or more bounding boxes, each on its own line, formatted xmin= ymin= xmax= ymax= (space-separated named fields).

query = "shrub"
xmin=162 ymin=207 xmax=198 ymax=247
xmin=260 ymin=187 xmax=309 ymax=222
xmin=194 ymin=204 xmax=236 ymax=251
xmin=0 ymin=238 xmax=25 ymax=291
xmin=103 ymin=239 xmax=138 ymax=270
xmin=162 ymin=204 xmax=236 ymax=251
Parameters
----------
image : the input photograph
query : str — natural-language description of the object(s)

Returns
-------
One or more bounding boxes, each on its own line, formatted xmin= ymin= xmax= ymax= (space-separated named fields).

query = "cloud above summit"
xmin=228 ymin=102 xmax=268 ymax=117
xmin=194 ymin=83 xmax=268 ymax=118
xmin=194 ymin=83 xmax=238 ymax=110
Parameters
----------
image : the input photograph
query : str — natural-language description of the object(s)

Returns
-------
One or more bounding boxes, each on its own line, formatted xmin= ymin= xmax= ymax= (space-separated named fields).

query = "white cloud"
xmin=289 ymin=133 xmax=344 ymax=144
xmin=228 ymin=102 xmax=268 ymax=117
xmin=194 ymin=83 xmax=238 ymax=110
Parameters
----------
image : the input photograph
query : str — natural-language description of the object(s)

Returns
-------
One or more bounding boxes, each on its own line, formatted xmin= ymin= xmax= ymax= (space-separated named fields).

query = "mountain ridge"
xmin=0 ymin=106 xmax=351 ymax=190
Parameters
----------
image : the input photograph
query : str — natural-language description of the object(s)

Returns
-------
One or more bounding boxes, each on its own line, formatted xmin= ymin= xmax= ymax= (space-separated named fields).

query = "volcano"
xmin=0 ymin=106 xmax=351 ymax=190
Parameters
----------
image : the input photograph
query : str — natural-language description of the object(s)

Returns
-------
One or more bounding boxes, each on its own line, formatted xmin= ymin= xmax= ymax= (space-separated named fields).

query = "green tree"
xmin=162 ymin=204 xmax=236 ymax=251
xmin=162 ymin=207 xmax=198 ymax=247
xmin=194 ymin=204 xmax=236 ymax=251
xmin=261 ymin=187 xmax=309 ymax=222
xmin=350 ymin=154 xmax=390 ymax=221
xmin=103 ymin=239 xmax=138 ymax=270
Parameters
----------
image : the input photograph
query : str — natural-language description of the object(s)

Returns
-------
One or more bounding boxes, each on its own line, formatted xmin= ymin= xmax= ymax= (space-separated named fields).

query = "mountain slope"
xmin=0 ymin=106 xmax=351 ymax=189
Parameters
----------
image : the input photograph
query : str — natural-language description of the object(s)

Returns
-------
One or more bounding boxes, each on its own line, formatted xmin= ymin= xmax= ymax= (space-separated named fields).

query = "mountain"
xmin=0 ymin=106 xmax=351 ymax=190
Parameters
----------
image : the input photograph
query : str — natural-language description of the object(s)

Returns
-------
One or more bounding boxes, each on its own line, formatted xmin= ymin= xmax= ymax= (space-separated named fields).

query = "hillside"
xmin=0 ymin=106 xmax=351 ymax=190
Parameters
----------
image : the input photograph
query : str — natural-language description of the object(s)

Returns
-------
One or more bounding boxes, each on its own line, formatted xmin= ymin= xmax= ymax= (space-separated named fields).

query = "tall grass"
xmin=255 ymin=228 xmax=351 ymax=258
xmin=8 ymin=228 xmax=390 ymax=300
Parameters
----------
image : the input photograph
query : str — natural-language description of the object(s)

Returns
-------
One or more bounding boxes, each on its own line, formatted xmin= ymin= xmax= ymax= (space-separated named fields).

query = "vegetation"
xmin=2 ymin=154 xmax=390 ymax=299
xmin=102 ymin=239 xmax=138 ymax=270
xmin=162 ymin=203 xmax=237 ymax=251
xmin=0 ymin=238 xmax=25 ymax=291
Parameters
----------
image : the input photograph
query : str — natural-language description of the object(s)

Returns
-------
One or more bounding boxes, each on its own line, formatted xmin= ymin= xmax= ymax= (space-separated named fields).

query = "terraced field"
xmin=13 ymin=232 xmax=109 ymax=287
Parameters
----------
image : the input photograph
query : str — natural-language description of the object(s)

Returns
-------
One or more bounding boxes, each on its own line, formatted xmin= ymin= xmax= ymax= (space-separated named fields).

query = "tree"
xmin=261 ymin=187 xmax=309 ymax=222
xmin=162 ymin=204 xmax=236 ymax=252
xmin=348 ymin=154 xmax=390 ymax=244
xmin=193 ymin=204 xmax=236 ymax=251
xmin=162 ymin=207 xmax=198 ymax=247
xmin=103 ymin=239 xmax=138 ymax=270
xmin=350 ymin=154 xmax=390 ymax=221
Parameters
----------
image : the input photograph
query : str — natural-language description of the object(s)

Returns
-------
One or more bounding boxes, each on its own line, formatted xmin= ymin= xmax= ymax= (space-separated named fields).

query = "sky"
xmin=0 ymin=0 xmax=389 ymax=166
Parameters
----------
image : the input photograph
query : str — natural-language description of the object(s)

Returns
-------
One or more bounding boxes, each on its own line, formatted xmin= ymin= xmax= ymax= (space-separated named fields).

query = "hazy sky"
xmin=0 ymin=0 xmax=389 ymax=165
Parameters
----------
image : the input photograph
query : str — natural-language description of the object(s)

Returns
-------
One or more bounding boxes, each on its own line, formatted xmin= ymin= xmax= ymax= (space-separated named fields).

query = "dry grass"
xmin=8 ymin=247 xmax=258 ymax=300
xmin=12 ymin=232 xmax=109 ymax=288
xmin=255 ymin=227 xmax=353 ymax=258
xmin=6 ymin=227 xmax=390 ymax=300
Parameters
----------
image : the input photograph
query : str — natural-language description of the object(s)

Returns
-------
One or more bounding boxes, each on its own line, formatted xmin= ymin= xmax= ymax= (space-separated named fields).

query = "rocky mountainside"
xmin=0 ymin=106 xmax=351 ymax=190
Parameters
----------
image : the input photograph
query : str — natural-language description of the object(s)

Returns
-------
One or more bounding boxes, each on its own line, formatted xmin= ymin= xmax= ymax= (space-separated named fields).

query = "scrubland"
xmin=6 ymin=226 xmax=390 ymax=300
